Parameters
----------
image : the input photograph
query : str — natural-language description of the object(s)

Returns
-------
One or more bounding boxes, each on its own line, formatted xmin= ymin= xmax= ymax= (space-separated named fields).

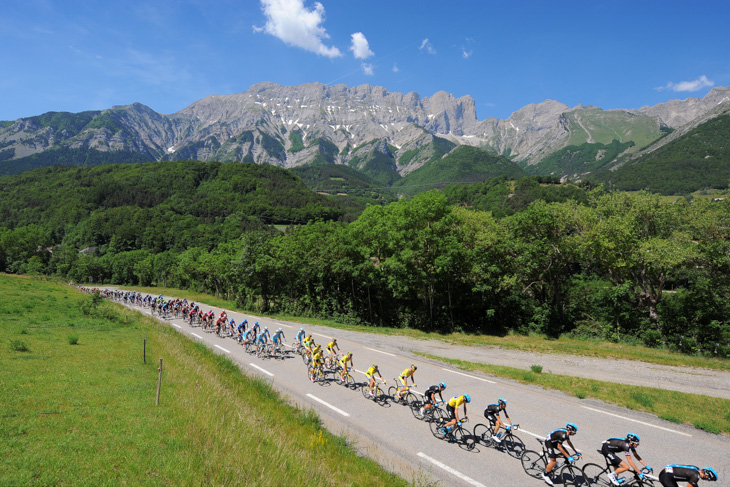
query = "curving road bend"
xmin=110 ymin=292 xmax=729 ymax=487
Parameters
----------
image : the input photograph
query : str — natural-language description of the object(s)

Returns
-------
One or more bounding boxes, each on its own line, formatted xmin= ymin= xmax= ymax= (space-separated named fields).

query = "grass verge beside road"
xmin=1 ymin=275 xmax=408 ymax=486
xmin=116 ymin=285 xmax=730 ymax=373
xmin=415 ymin=352 xmax=730 ymax=436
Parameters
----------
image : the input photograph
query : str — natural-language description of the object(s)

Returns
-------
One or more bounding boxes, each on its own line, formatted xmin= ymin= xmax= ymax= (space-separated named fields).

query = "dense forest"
xmin=2 ymin=161 xmax=729 ymax=357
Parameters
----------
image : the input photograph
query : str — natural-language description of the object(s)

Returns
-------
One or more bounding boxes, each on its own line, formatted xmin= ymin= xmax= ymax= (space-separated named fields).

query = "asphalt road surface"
xmin=111 ymin=293 xmax=729 ymax=487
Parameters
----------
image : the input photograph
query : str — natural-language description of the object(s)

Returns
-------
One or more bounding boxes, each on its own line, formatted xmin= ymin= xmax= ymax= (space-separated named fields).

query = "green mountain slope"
xmin=0 ymin=161 xmax=344 ymax=254
xmin=531 ymin=139 xmax=635 ymax=176
xmin=392 ymin=146 xmax=526 ymax=197
xmin=593 ymin=114 xmax=730 ymax=194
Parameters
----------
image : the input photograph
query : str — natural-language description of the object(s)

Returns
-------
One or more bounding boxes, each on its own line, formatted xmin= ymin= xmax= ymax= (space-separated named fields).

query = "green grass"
xmin=0 ymin=275 xmax=409 ymax=486
xmin=415 ymin=352 xmax=730 ymax=435
xmin=114 ymin=284 xmax=730 ymax=372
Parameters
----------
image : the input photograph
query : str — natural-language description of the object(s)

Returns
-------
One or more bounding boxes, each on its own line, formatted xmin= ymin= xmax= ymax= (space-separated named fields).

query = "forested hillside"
xmin=594 ymin=114 xmax=730 ymax=194
xmin=2 ymin=161 xmax=729 ymax=357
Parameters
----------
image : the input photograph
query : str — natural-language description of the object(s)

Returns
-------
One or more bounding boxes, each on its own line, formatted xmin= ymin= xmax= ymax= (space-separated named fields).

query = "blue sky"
xmin=2 ymin=0 xmax=729 ymax=121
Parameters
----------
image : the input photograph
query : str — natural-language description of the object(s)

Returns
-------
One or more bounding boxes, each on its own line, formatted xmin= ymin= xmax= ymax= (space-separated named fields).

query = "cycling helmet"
xmin=300 ymin=327 xmax=304 ymax=331
xmin=702 ymin=467 xmax=718 ymax=481
xmin=498 ymin=398 xmax=507 ymax=407
xmin=332 ymin=338 xmax=337 ymax=342
xmin=411 ymin=364 xmax=417 ymax=370
xmin=255 ymin=321 xmax=259 ymax=325
xmin=566 ymin=422 xmax=578 ymax=434
xmin=626 ymin=433 xmax=640 ymax=444
xmin=439 ymin=381 xmax=447 ymax=389
xmin=464 ymin=394 xmax=471 ymax=403
xmin=373 ymin=364 xmax=379 ymax=370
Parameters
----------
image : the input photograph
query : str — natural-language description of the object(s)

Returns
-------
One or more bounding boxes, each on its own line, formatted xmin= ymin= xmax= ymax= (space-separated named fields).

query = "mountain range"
xmin=2 ymin=82 xmax=729 ymax=194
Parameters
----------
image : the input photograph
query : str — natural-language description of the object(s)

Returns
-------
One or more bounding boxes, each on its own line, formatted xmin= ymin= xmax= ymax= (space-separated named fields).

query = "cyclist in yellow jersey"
xmin=396 ymin=364 xmax=417 ymax=398
xmin=311 ymin=346 xmax=324 ymax=381
xmin=338 ymin=351 xmax=353 ymax=380
xmin=365 ymin=364 xmax=384 ymax=395
xmin=443 ymin=394 xmax=470 ymax=434
xmin=326 ymin=338 xmax=339 ymax=357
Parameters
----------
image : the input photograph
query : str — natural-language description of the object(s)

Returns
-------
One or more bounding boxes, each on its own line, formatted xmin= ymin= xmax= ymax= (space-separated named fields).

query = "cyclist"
xmin=338 ymin=351 xmax=354 ymax=381
xmin=272 ymin=328 xmax=285 ymax=354
xmin=601 ymin=433 xmax=650 ymax=485
xmin=295 ymin=327 xmax=306 ymax=347
xmin=443 ymin=394 xmax=470 ymax=434
xmin=255 ymin=328 xmax=268 ymax=357
xmin=542 ymin=423 xmax=580 ymax=486
xmin=397 ymin=364 xmax=417 ymax=398
xmin=243 ymin=327 xmax=255 ymax=346
xmin=484 ymin=398 xmax=512 ymax=444
xmin=326 ymin=338 xmax=340 ymax=365
xmin=251 ymin=321 xmax=261 ymax=336
xmin=365 ymin=364 xmax=384 ymax=396
xmin=419 ymin=382 xmax=446 ymax=418
xmin=658 ymin=465 xmax=718 ymax=487
xmin=310 ymin=345 xmax=324 ymax=381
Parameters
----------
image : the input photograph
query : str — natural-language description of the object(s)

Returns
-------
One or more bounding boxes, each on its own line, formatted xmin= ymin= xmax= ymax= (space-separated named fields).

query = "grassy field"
xmin=415 ymin=353 xmax=730 ymax=436
xmin=1 ymin=275 xmax=409 ymax=486
xmin=113 ymin=285 xmax=730 ymax=373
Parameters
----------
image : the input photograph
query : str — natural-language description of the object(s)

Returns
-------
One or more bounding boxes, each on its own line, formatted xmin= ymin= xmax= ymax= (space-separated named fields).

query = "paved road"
xmin=114 ymin=295 xmax=729 ymax=487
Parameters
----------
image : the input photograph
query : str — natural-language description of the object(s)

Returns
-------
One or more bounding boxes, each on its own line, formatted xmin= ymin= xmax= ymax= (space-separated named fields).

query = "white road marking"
xmin=581 ymin=406 xmax=692 ymax=437
xmin=277 ymin=323 xmax=293 ymax=328
xmin=518 ymin=428 xmax=544 ymax=438
xmin=417 ymin=452 xmax=486 ymax=487
xmin=306 ymin=394 xmax=350 ymax=417
xmin=172 ymin=324 xmax=181 ymax=329
xmin=365 ymin=347 xmax=396 ymax=357
xmin=214 ymin=345 xmax=231 ymax=354
xmin=249 ymin=363 xmax=274 ymax=376
xmin=312 ymin=332 xmax=330 ymax=339
xmin=191 ymin=333 xmax=203 ymax=339
xmin=442 ymin=367 xmax=496 ymax=384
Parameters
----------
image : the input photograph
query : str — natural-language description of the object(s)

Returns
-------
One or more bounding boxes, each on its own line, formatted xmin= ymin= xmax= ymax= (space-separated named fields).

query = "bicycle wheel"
xmin=581 ymin=463 xmax=611 ymax=487
xmin=453 ymin=426 xmax=476 ymax=451
xmin=502 ymin=432 xmax=525 ymax=459
xmin=521 ymin=449 xmax=547 ymax=478
xmin=472 ymin=423 xmax=494 ymax=447
xmin=387 ymin=386 xmax=401 ymax=404
xmin=375 ymin=385 xmax=386 ymax=403
xmin=301 ymin=352 xmax=310 ymax=365
xmin=410 ymin=400 xmax=425 ymax=419
xmin=307 ymin=365 xmax=316 ymax=382
xmin=345 ymin=374 xmax=356 ymax=389
xmin=403 ymin=392 xmax=417 ymax=407
xmin=429 ymin=418 xmax=447 ymax=439
xmin=559 ymin=464 xmax=585 ymax=487
xmin=361 ymin=384 xmax=372 ymax=399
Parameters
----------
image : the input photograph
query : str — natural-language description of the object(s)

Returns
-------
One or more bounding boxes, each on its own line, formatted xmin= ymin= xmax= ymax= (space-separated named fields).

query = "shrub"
xmin=67 ymin=335 xmax=79 ymax=345
xmin=530 ymin=364 xmax=543 ymax=374
xmin=10 ymin=340 xmax=30 ymax=352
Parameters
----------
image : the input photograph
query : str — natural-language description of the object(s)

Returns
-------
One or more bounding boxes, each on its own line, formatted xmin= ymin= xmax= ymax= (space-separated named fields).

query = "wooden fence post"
xmin=156 ymin=358 xmax=163 ymax=405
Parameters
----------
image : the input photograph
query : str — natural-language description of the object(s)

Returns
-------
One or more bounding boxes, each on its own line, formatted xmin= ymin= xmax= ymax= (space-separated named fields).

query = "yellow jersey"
xmin=366 ymin=366 xmax=379 ymax=377
xmin=448 ymin=395 xmax=466 ymax=408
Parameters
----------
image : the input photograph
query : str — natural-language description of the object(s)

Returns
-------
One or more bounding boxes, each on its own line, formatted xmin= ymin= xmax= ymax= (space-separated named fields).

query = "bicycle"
xmin=361 ymin=380 xmax=386 ymax=402
xmin=582 ymin=454 xmax=657 ymax=487
xmin=388 ymin=378 xmax=417 ymax=406
xmin=307 ymin=364 xmax=326 ymax=384
xmin=334 ymin=365 xmax=356 ymax=388
xmin=429 ymin=417 xmax=475 ymax=451
xmin=324 ymin=353 xmax=341 ymax=370
xmin=413 ymin=400 xmax=448 ymax=422
xmin=521 ymin=438 xmax=584 ymax=486
xmin=472 ymin=422 xmax=525 ymax=459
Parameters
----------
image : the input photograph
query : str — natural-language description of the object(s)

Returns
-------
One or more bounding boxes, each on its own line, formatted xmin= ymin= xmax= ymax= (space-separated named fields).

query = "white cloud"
xmin=462 ymin=48 xmax=472 ymax=59
xmin=656 ymin=75 xmax=714 ymax=92
xmin=256 ymin=0 xmax=342 ymax=58
xmin=361 ymin=63 xmax=374 ymax=75
xmin=419 ymin=38 xmax=436 ymax=55
xmin=350 ymin=32 xmax=374 ymax=59
xmin=392 ymin=63 xmax=399 ymax=73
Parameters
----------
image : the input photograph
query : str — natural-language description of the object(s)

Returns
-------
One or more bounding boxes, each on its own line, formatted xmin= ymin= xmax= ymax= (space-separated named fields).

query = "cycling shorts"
xmin=601 ymin=443 xmax=623 ymax=467
xmin=446 ymin=404 xmax=456 ymax=420
xmin=545 ymin=441 xmax=561 ymax=459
